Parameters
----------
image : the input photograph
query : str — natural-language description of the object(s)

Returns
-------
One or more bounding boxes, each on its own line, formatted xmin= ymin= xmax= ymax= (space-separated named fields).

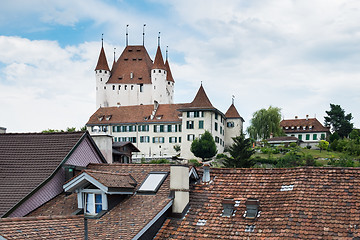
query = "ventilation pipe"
xmin=202 ymin=163 xmax=211 ymax=183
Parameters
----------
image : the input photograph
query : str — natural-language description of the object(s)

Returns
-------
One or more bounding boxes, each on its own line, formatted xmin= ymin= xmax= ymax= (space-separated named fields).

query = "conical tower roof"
xmin=187 ymin=84 xmax=215 ymax=109
xmin=95 ymin=46 xmax=110 ymax=71
xmin=152 ymin=46 xmax=165 ymax=70
xmin=225 ymin=104 xmax=241 ymax=119
xmin=164 ymin=59 xmax=174 ymax=82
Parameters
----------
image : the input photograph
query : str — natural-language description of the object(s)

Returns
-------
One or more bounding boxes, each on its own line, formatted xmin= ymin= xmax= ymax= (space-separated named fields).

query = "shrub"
xmin=276 ymin=150 xmax=303 ymax=168
xmin=304 ymin=154 xmax=315 ymax=166
xmin=149 ymin=159 xmax=170 ymax=164
xmin=289 ymin=142 xmax=297 ymax=148
xmin=188 ymin=159 xmax=202 ymax=167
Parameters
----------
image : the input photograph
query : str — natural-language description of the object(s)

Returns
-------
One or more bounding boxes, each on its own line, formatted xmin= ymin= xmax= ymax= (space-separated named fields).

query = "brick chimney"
xmin=170 ymin=165 xmax=189 ymax=218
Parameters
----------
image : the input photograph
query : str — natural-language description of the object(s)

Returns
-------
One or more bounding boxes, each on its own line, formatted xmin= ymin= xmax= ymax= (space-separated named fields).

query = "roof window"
xmin=136 ymin=49 xmax=141 ymax=52
xmin=138 ymin=77 xmax=143 ymax=80
xmin=128 ymin=49 xmax=133 ymax=52
xmin=124 ymin=58 xmax=128 ymax=61
xmin=245 ymin=225 xmax=256 ymax=233
xmin=118 ymin=77 xmax=122 ymax=80
xmin=244 ymin=198 xmax=260 ymax=220
xmin=138 ymin=172 xmax=168 ymax=193
xmin=280 ymin=184 xmax=294 ymax=191
xmin=222 ymin=199 xmax=235 ymax=217
xmin=196 ymin=219 xmax=207 ymax=226
xmin=138 ymin=58 xmax=142 ymax=61
xmin=132 ymin=58 xmax=136 ymax=61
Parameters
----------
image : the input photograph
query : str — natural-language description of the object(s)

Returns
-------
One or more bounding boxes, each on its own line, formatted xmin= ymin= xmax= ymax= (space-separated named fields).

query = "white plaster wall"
xmin=95 ymin=70 xmax=110 ymax=108
xmin=91 ymin=134 xmax=113 ymax=163
xmin=152 ymin=69 xmax=171 ymax=105
xmin=224 ymin=118 xmax=243 ymax=148
xmin=105 ymin=83 xmax=153 ymax=107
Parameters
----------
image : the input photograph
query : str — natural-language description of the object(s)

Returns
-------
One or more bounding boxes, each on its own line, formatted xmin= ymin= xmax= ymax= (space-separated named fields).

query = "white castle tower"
xmin=94 ymin=35 xmax=174 ymax=109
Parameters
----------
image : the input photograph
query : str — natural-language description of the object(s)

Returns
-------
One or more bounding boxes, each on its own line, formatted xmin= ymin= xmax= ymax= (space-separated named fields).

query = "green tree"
xmin=349 ymin=129 xmax=360 ymax=143
xmin=190 ymin=131 xmax=217 ymax=162
xmin=324 ymin=104 xmax=353 ymax=138
xmin=317 ymin=140 xmax=329 ymax=152
xmin=247 ymin=106 xmax=284 ymax=140
xmin=223 ymin=134 xmax=255 ymax=168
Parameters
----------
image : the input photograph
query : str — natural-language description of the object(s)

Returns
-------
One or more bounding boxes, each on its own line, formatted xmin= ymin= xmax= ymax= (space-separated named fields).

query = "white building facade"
xmin=88 ymin=40 xmax=243 ymax=160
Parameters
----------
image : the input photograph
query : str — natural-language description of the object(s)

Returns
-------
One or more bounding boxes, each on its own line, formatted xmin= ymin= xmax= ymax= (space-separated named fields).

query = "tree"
xmin=223 ymin=134 xmax=255 ymax=168
xmin=247 ymin=106 xmax=284 ymax=140
xmin=317 ymin=140 xmax=329 ymax=152
xmin=190 ymin=131 xmax=217 ymax=162
xmin=324 ymin=104 xmax=353 ymax=138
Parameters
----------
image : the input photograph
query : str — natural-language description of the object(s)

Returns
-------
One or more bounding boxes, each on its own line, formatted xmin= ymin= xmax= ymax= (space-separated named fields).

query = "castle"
xmin=87 ymin=36 xmax=244 ymax=161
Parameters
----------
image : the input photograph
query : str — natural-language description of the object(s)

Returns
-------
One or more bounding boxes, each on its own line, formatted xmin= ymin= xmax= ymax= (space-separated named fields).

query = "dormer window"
xmin=105 ymin=115 xmax=112 ymax=121
xmin=130 ymin=72 xmax=133 ymax=79
xmin=303 ymin=126 xmax=306 ymax=130
xmin=291 ymin=126 xmax=294 ymax=129
xmin=85 ymin=193 xmax=103 ymax=215
xmin=309 ymin=126 xmax=313 ymax=130
xmin=98 ymin=115 xmax=104 ymax=121
xmin=285 ymin=126 xmax=289 ymax=130
xmin=244 ymin=199 xmax=260 ymax=220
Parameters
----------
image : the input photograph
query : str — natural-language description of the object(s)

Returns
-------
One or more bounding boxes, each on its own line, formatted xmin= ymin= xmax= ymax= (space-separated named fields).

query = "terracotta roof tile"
xmin=107 ymin=45 xmax=153 ymax=84
xmin=87 ymin=103 xmax=188 ymax=125
xmin=182 ymin=85 xmax=215 ymax=110
xmin=28 ymin=164 xmax=173 ymax=240
xmin=225 ymin=104 xmax=242 ymax=119
xmin=95 ymin=46 xmax=110 ymax=71
xmin=156 ymin=167 xmax=360 ymax=239
xmin=280 ymin=118 xmax=330 ymax=133
xmin=0 ymin=215 xmax=84 ymax=239
xmin=84 ymin=169 xmax=137 ymax=189
xmin=164 ymin=59 xmax=174 ymax=82
xmin=152 ymin=46 xmax=165 ymax=70
xmin=0 ymin=132 xmax=86 ymax=217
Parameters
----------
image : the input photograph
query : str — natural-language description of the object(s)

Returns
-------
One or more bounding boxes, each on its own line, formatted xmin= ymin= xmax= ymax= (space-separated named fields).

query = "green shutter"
xmin=313 ymin=134 xmax=317 ymax=140
xmin=199 ymin=120 xmax=204 ymax=129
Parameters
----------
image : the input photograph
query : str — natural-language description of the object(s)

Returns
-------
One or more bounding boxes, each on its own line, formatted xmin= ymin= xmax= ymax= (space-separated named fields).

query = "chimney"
xmin=306 ymin=115 xmax=309 ymax=120
xmin=295 ymin=116 xmax=298 ymax=119
xmin=0 ymin=127 xmax=6 ymax=134
xmin=170 ymin=165 xmax=189 ymax=218
xmin=270 ymin=133 xmax=273 ymax=139
xmin=202 ymin=163 xmax=211 ymax=183
xmin=90 ymin=134 xmax=113 ymax=163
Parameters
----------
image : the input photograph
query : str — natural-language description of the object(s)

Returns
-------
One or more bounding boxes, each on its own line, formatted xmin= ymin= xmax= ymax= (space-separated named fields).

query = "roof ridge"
xmin=84 ymin=169 xmax=132 ymax=176
xmin=0 ymin=131 xmax=85 ymax=136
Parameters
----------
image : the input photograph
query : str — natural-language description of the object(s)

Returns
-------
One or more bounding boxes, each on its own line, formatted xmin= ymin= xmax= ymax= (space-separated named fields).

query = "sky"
xmin=0 ymin=0 xmax=360 ymax=133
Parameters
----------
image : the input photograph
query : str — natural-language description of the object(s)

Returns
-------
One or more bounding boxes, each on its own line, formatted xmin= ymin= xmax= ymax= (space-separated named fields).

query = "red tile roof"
xmin=225 ymin=103 xmax=242 ymax=119
xmin=181 ymin=85 xmax=216 ymax=110
xmin=0 ymin=132 xmax=88 ymax=217
xmin=107 ymin=45 xmax=153 ymax=84
xmin=87 ymin=103 xmax=188 ymax=125
xmin=0 ymin=215 xmax=84 ymax=239
xmin=164 ymin=59 xmax=174 ymax=82
xmin=95 ymin=46 xmax=110 ymax=71
xmin=27 ymin=164 xmax=173 ymax=240
xmin=83 ymin=169 xmax=137 ymax=189
xmin=152 ymin=46 xmax=165 ymax=70
xmin=280 ymin=118 xmax=330 ymax=133
xmin=156 ymin=167 xmax=360 ymax=239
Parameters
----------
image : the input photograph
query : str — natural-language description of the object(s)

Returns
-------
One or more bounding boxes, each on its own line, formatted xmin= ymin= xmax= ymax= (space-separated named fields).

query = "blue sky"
xmin=1 ymin=0 xmax=360 ymax=132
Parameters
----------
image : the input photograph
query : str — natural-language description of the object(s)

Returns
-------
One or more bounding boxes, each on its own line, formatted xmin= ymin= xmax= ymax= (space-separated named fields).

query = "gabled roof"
xmin=87 ymin=103 xmax=189 ymax=125
xmin=225 ymin=103 xmax=243 ymax=120
xmin=27 ymin=164 xmax=173 ymax=240
xmin=107 ymin=45 xmax=153 ymax=84
xmin=95 ymin=46 xmax=110 ymax=71
xmin=152 ymin=46 xmax=165 ymax=70
xmin=164 ymin=59 xmax=174 ymax=82
xmin=64 ymin=169 xmax=137 ymax=193
xmin=280 ymin=118 xmax=330 ymax=133
xmin=113 ymin=141 xmax=140 ymax=152
xmin=0 ymin=131 xmax=97 ymax=217
xmin=0 ymin=215 xmax=84 ymax=239
xmin=156 ymin=167 xmax=360 ymax=239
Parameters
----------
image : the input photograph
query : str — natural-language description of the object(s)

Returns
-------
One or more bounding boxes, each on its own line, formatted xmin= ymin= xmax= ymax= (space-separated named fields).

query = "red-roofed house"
xmin=280 ymin=115 xmax=330 ymax=148
xmin=0 ymin=131 xmax=106 ymax=218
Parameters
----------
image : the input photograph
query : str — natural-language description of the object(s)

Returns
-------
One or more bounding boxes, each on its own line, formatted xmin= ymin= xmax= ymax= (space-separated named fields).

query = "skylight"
xmin=138 ymin=172 xmax=168 ymax=193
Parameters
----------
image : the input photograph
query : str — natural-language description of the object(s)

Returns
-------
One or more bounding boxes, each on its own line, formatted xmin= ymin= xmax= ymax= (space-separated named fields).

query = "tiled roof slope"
xmin=225 ymin=103 xmax=242 ymax=119
xmin=152 ymin=46 xmax=166 ymax=70
xmin=107 ymin=45 xmax=153 ymax=84
xmin=181 ymin=85 xmax=216 ymax=110
xmin=28 ymin=164 xmax=172 ymax=240
xmin=164 ymin=59 xmax=174 ymax=82
xmin=87 ymin=103 xmax=188 ymax=125
xmin=83 ymin=169 xmax=137 ymax=189
xmin=0 ymin=132 xmax=85 ymax=217
xmin=95 ymin=46 xmax=110 ymax=71
xmin=280 ymin=118 xmax=330 ymax=133
xmin=0 ymin=215 xmax=84 ymax=239
xmin=156 ymin=167 xmax=360 ymax=239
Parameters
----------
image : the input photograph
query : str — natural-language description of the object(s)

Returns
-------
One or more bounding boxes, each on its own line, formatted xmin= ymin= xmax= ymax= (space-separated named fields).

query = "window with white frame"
xmin=85 ymin=193 xmax=103 ymax=215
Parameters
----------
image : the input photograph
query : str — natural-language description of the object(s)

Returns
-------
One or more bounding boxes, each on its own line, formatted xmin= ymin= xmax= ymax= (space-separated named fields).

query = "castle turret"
xmin=151 ymin=46 xmax=169 ymax=104
xmin=95 ymin=43 xmax=110 ymax=109
xmin=224 ymin=103 xmax=244 ymax=147
xmin=164 ymin=57 xmax=175 ymax=103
